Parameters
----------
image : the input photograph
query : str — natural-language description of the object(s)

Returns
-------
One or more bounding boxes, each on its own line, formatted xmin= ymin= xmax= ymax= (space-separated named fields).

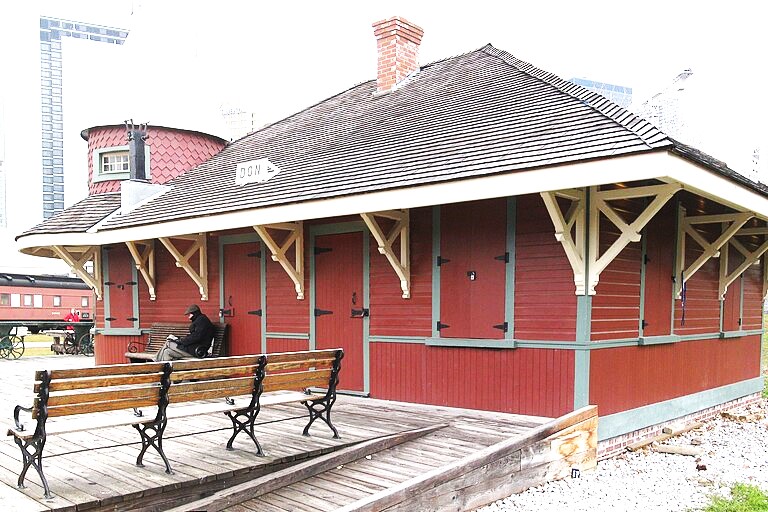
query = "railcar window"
xmin=53 ymin=295 xmax=61 ymax=307
xmin=11 ymin=294 xmax=20 ymax=307
xmin=23 ymin=294 xmax=32 ymax=307
xmin=0 ymin=293 xmax=9 ymax=306
xmin=33 ymin=295 xmax=43 ymax=308
xmin=81 ymin=296 xmax=89 ymax=307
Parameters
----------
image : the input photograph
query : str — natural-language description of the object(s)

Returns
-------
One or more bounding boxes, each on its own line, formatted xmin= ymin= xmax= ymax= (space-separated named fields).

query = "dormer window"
xmin=92 ymin=145 xmax=150 ymax=183
xmin=102 ymin=152 xmax=129 ymax=174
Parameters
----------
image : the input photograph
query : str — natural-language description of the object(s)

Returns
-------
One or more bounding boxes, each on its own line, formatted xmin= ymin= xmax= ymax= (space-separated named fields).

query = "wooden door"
xmin=642 ymin=203 xmax=674 ymax=336
xmin=223 ymin=242 xmax=262 ymax=355
xmin=314 ymin=232 xmax=365 ymax=392
xmin=106 ymin=246 xmax=136 ymax=329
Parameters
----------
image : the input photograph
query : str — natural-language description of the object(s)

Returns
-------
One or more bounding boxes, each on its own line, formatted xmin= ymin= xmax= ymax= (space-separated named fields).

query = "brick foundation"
xmin=597 ymin=392 xmax=762 ymax=460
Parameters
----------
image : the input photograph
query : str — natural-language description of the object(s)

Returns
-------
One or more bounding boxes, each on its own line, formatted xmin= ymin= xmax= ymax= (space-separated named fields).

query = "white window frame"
xmin=53 ymin=295 xmax=62 ymax=307
xmin=33 ymin=295 xmax=43 ymax=308
xmin=81 ymin=296 xmax=89 ymax=308
xmin=23 ymin=294 xmax=32 ymax=307
xmin=92 ymin=144 xmax=151 ymax=183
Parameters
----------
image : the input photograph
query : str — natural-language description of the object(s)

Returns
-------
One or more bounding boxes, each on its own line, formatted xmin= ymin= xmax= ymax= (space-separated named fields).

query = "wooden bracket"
xmin=543 ymin=183 xmax=680 ymax=295
xmin=126 ymin=240 xmax=157 ymax=300
xmin=51 ymin=245 xmax=103 ymax=300
xmin=717 ymin=226 xmax=768 ymax=299
xmin=361 ymin=210 xmax=410 ymax=299
xmin=254 ymin=222 xmax=304 ymax=299
xmin=158 ymin=233 xmax=209 ymax=301
xmin=675 ymin=209 xmax=753 ymax=298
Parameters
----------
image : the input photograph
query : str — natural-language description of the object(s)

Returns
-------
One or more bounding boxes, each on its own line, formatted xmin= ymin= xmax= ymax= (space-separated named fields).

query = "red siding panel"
xmin=369 ymin=207 xmax=432 ymax=337
xmin=741 ymin=266 xmax=763 ymax=330
xmin=265 ymin=242 xmax=309 ymax=334
xmin=94 ymin=333 xmax=142 ymax=365
xmin=642 ymin=202 xmax=675 ymax=336
xmin=440 ymin=199 xmax=507 ymax=339
xmin=266 ymin=338 xmax=309 ymax=353
xmin=590 ymin=336 xmax=761 ymax=415
xmin=515 ymin=195 xmax=576 ymax=341
xmin=369 ymin=342 xmax=574 ymax=417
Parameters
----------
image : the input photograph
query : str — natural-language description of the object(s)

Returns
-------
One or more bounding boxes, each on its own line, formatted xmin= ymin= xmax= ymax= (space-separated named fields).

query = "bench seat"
xmin=125 ymin=322 xmax=228 ymax=362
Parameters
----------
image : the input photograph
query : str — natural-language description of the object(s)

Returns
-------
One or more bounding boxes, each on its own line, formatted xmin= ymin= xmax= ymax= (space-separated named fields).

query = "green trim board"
xmin=426 ymin=337 xmax=516 ymax=348
xmin=98 ymin=328 xmax=144 ymax=336
xmin=266 ymin=332 xmax=310 ymax=340
xmin=720 ymin=329 xmax=762 ymax=339
xmin=574 ymin=295 xmax=592 ymax=408
xmin=638 ymin=335 xmax=679 ymax=346
xmin=370 ymin=335 xmax=426 ymax=344
xmin=431 ymin=206 xmax=440 ymax=338
xmin=505 ymin=197 xmax=516 ymax=340
xmin=598 ymin=377 xmax=764 ymax=440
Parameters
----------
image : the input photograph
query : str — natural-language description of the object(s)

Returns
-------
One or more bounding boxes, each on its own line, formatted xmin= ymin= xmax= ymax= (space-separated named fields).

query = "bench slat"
xmin=169 ymin=383 xmax=255 ymax=404
xmin=263 ymin=369 xmax=332 ymax=392
xmin=43 ymin=397 xmax=161 ymax=418
xmin=170 ymin=365 xmax=258 ymax=382
xmin=266 ymin=357 xmax=335 ymax=372
xmin=45 ymin=386 xmax=160 ymax=407
xmin=39 ymin=362 xmax=166 ymax=380
xmin=266 ymin=349 xmax=340 ymax=364
xmin=171 ymin=355 xmax=263 ymax=371
xmin=39 ymin=372 xmax=165 ymax=393
xmin=169 ymin=376 xmax=255 ymax=395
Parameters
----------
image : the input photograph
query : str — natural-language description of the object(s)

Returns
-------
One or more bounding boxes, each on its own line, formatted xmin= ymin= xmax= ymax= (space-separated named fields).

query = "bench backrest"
xmin=146 ymin=322 xmax=228 ymax=357
xmin=30 ymin=362 xmax=169 ymax=423
xmin=263 ymin=349 xmax=344 ymax=398
xmin=167 ymin=355 xmax=266 ymax=406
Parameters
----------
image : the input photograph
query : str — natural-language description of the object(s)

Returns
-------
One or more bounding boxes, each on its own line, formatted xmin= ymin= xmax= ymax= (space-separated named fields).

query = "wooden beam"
xmin=51 ymin=246 xmax=103 ymax=300
xmin=158 ymin=234 xmax=209 ymax=301
xmin=718 ymin=236 xmax=768 ymax=299
xmin=541 ymin=190 xmax=587 ymax=294
xmin=254 ymin=222 xmax=304 ymax=299
xmin=675 ymin=211 xmax=752 ymax=298
xmin=126 ymin=240 xmax=157 ymax=300
xmin=361 ymin=210 xmax=411 ymax=299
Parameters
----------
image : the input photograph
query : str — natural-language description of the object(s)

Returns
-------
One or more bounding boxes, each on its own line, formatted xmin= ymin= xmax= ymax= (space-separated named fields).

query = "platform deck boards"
xmin=0 ymin=356 xmax=594 ymax=512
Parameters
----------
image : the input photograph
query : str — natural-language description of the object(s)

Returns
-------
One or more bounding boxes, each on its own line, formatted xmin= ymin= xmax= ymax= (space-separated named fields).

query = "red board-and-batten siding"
xmin=86 ymin=126 xmax=225 ymax=195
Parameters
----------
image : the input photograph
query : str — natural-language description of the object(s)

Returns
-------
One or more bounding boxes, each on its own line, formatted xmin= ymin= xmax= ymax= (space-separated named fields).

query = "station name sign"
xmin=235 ymin=158 xmax=282 ymax=186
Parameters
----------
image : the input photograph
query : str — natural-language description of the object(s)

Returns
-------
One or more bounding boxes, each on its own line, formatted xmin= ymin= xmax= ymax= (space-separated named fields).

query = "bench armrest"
xmin=13 ymin=404 xmax=33 ymax=432
xmin=126 ymin=340 xmax=147 ymax=353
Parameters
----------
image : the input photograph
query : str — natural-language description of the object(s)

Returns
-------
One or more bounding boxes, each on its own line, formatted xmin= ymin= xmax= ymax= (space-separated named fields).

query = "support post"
xmin=254 ymin=222 xmax=305 ymax=299
xmin=158 ymin=234 xmax=209 ymax=301
xmin=126 ymin=240 xmax=157 ymax=300
xmin=360 ymin=210 xmax=410 ymax=299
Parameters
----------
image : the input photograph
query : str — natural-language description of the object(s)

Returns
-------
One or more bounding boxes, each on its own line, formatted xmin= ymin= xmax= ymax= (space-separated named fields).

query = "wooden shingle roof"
xmin=96 ymin=44 xmax=673 ymax=231
xmin=20 ymin=193 xmax=121 ymax=238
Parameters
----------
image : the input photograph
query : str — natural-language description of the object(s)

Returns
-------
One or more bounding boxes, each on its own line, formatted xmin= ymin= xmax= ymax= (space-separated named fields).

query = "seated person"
xmin=155 ymin=305 xmax=216 ymax=361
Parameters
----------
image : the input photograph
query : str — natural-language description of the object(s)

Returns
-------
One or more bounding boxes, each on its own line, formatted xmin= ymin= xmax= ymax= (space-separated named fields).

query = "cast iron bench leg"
xmin=14 ymin=435 xmax=53 ymax=499
xmin=133 ymin=420 xmax=173 ymax=474
xmin=224 ymin=408 xmax=264 ymax=455
xmin=302 ymin=399 xmax=340 ymax=439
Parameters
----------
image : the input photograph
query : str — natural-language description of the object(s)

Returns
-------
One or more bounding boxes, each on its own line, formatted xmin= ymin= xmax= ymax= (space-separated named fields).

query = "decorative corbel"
xmin=254 ymin=222 xmax=304 ymax=299
xmin=51 ymin=245 xmax=103 ymax=300
xmin=675 ymin=210 xmax=753 ymax=298
xmin=543 ymin=183 xmax=680 ymax=295
xmin=361 ymin=210 xmax=410 ymax=299
xmin=158 ymin=233 xmax=208 ymax=301
xmin=718 ymin=226 xmax=768 ymax=299
xmin=126 ymin=240 xmax=157 ymax=300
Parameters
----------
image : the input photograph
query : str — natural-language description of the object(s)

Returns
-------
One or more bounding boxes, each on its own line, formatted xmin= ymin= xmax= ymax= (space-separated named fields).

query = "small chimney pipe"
xmin=125 ymin=119 xmax=149 ymax=181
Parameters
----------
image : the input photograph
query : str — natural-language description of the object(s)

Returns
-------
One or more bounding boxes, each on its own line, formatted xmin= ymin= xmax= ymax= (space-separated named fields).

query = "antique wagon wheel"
xmin=1 ymin=335 xmax=23 ymax=359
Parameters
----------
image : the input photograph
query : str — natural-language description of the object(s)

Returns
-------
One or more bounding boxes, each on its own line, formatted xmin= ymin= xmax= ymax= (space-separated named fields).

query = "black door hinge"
xmin=641 ymin=319 xmax=648 ymax=329
xmin=104 ymin=281 xmax=115 ymax=286
xmin=493 ymin=322 xmax=508 ymax=332
xmin=314 ymin=308 xmax=333 ymax=317
xmin=126 ymin=281 xmax=138 ymax=286
xmin=247 ymin=251 xmax=262 ymax=258
xmin=314 ymin=247 xmax=332 ymax=255
xmin=351 ymin=308 xmax=369 ymax=318
xmin=436 ymin=321 xmax=450 ymax=331
xmin=494 ymin=252 xmax=510 ymax=263
xmin=643 ymin=255 xmax=650 ymax=265
xmin=738 ymin=318 xmax=742 ymax=326
xmin=105 ymin=317 xmax=116 ymax=321
xmin=436 ymin=256 xmax=451 ymax=266
xmin=248 ymin=309 xmax=263 ymax=316
xmin=220 ymin=308 xmax=233 ymax=317
xmin=127 ymin=317 xmax=138 ymax=322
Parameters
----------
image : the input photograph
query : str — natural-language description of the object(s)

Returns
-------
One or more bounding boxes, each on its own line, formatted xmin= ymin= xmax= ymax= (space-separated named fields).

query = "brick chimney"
xmin=372 ymin=16 xmax=424 ymax=94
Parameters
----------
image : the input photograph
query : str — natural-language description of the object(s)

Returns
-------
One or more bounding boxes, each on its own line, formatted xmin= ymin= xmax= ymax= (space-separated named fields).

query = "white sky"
xmin=29 ymin=0 xmax=768 ymax=135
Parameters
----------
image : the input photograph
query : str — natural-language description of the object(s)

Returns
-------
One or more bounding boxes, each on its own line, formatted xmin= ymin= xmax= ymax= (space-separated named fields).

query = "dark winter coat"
xmin=178 ymin=311 xmax=216 ymax=356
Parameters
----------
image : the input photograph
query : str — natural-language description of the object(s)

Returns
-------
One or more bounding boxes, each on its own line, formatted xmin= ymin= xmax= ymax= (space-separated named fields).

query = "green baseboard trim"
xmin=98 ymin=328 xmax=144 ymax=336
xmin=599 ymin=377 xmax=764 ymax=440
xmin=720 ymin=329 xmax=762 ymax=339
xmin=426 ymin=337 xmax=516 ymax=349
xmin=265 ymin=332 xmax=310 ymax=340
xmin=370 ymin=336 xmax=426 ymax=344
xmin=638 ymin=335 xmax=680 ymax=346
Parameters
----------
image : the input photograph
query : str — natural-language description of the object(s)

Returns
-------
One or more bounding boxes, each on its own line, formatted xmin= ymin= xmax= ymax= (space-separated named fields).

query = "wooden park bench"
xmin=125 ymin=322 xmax=228 ymax=362
xmin=7 ymin=348 xmax=343 ymax=498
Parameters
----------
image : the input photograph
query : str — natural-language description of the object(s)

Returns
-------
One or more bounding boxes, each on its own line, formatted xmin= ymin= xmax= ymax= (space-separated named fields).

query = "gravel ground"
xmin=480 ymin=397 xmax=768 ymax=512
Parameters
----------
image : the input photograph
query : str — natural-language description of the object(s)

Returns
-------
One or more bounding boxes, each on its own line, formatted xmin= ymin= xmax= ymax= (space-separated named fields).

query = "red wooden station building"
xmin=16 ymin=17 xmax=766 ymax=454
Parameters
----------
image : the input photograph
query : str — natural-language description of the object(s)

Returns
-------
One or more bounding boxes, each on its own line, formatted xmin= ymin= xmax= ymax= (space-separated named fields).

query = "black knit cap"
xmin=184 ymin=304 xmax=201 ymax=315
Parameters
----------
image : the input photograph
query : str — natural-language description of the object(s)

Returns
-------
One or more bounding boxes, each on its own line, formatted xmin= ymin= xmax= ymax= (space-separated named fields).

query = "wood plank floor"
xmin=0 ymin=356 xmax=556 ymax=512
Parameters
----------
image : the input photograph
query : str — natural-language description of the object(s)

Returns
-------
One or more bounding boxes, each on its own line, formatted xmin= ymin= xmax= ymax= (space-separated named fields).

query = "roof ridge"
xmin=480 ymin=44 xmax=672 ymax=150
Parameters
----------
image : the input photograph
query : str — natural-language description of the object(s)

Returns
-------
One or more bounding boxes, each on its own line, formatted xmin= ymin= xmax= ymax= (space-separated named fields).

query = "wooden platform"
xmin=0 ymin=356 xmax=597 ymax=512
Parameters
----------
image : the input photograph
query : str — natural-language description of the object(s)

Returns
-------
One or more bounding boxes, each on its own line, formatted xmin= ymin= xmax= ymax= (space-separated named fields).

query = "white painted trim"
xmin=16 ymin=151 xmax=768 ymax=254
